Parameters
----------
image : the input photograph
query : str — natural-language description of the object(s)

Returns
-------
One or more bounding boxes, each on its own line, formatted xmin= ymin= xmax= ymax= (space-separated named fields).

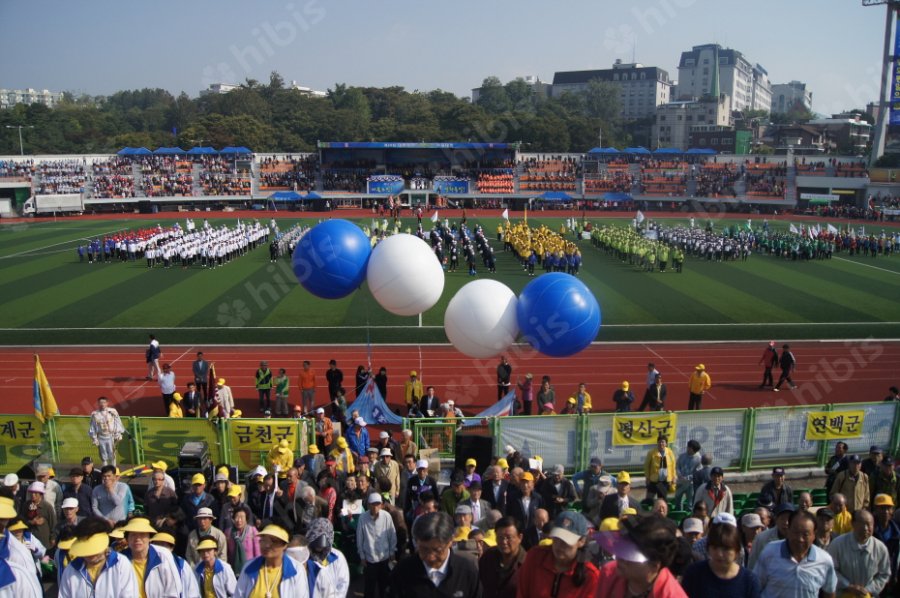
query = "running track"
xmin=2 ymin=342 xmax=897 ymax=418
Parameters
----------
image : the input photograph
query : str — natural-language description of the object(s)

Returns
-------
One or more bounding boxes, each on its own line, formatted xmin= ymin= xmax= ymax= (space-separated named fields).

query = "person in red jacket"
xmin=758 ymin=341 xmax=779 ymax=389
xmin=516 ymin=510 xmax=600 ymax=598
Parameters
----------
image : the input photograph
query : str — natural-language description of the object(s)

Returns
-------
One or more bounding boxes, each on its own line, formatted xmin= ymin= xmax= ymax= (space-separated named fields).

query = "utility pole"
xmin=5 ymin=125 xmax=33 ymax=156
xmin=864 ymin=0 xmax=900 ymax=167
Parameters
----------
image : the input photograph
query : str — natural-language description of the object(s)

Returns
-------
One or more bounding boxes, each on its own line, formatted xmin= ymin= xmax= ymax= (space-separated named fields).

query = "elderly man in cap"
xmin=34 ymin=464 xmax=63 ymax=512
xmin=748 ymin=502 xmax=797 ymax=570
xmin=347 ymin=417 xmax=371 ymax=459
xmin=873 ymin=493 xmax=900 ymax=585
xmin=598 ymin=471 xmax=640 ymax=521
xmin=64 ymin=467 xmax=94 ymax=516
xmin=506 ymin=471 xmax=542 ymax=530
xmin=313 ymin=407 xmax=333 ymax=453
xmin=60 ymin=517 xmax=137 ymax=595
xmin=304 ymin=517 xmax=350 ymax=597
xmin=462 ymin=458 xmax=481 ymax=488
xmin=357 ymin=492 xmax=397 ymax=598
xmin=538 ymin=464 xmax=577 ymax=519
xmin=759 ymin=466 xmax=794 ymax=508
xmin=187 ymin=506 xmax=228 ymax=566
xmin=267 ymin=439 xmax=294 ymax=479
xmin=861 ymin=445 xmax=884 ymax=478
xmin=80 ymin=456 xmax=102 ymax=488
xmin=374 ymin=447 xmax=401 ymax=503
xmin=460 ymin=481 xmax=491 ymax=530
xmin=57 ymin=496 xmax=83 ymax=539
xmin=518 ymin=510 xmax=600 ymax=597
xmin=826 ymin=509 xmax=891 ymax=597
xmin=740 ymin=512 xmax=767 ymax=567
xmin=453 ymin=504 xmax=476 ymax=542
xmin=234 ymin=523 xmax=309 ymax=598
xmin=831 ymin=454 xmax=870 ymax=512
xmin=405 ymin=459 xmax=438 ymax=516
xmin=23 ymin=480 xmax=56 ymax=549
xmin=815 ymin=508 xmax=836 ymax=549
xmin=147 ymin=460 xmax=177 ymax=492
xmin=872 ymin=456 xmax=899 ymax=507
xmin=121 ymin=517 xmax=181 ymax=597
xmin=693 ymin=466 xmax=734 ymax=517
xmin=440 ymin=473 xmax=471 ymax=517
xmin=180 ymin=473 xmax=217 ymax=525
xmin=572 ymin=456 xmax=613 ymax=500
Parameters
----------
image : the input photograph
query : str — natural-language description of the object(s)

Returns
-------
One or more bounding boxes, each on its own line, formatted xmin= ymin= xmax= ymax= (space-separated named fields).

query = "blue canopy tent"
xmin=116 ymin=147 xmax=134 ymax=156
xmin=153 ymin=147 xmax=185 ymax=155
xmin=269 ymin=190 xmax=303 ymax=202
xmin=623 ymin=147 xmax=652 ymax=155
xmin=347 ymin=379 xmax=404 ymax=425
xmin=187 ymin=146 xmax=218 ymax=155
xmin=304 ymin=191 xmax=322 ymax=200
xmin=587 ymin=147 xmax=620 ymax=154
xmin=603 ymin=192 xmax=633 ymax=202
xmin=131 ymin=147 xmax=152 ymax=156
xmin=685 ymin=148 xmax=718 ymax=155
xmin=538 ymin=191 xmax=572 ymax=201
xmin=219 ymin=146 xmax=253 ymax=155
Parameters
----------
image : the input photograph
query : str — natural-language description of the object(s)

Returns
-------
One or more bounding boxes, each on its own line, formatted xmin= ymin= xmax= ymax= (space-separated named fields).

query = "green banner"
xmin=0 ymin=415 xmax=47 ymax=470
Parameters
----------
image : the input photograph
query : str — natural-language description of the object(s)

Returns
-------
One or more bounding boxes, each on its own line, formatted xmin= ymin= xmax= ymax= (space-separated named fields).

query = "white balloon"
xmin=444 ymin=279 xmax=519 ymax=358
xmin=367 ymin=234 xmax=445 ymax=316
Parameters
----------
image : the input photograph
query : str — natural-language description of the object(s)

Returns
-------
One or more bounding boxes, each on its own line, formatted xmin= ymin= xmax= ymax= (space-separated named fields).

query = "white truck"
xmin=22 ymin=194 xmax=85 ymax=216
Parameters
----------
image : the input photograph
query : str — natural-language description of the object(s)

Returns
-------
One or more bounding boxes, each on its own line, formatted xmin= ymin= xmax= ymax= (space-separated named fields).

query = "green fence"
xmin=0 ymin=402 xmax=896 ymax=476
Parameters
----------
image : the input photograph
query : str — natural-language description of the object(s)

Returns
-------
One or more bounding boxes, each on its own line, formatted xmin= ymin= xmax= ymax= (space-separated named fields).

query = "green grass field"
xmin=1 ymin=215 xmax=899 ymax=345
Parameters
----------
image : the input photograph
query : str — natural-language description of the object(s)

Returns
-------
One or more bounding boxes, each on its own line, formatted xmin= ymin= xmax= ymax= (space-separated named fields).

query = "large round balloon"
xmin=444 ymin=280 xmax=519 ymax=358
xmin=292 ymin=220 xmax=371 ymax=299
xmin=516 ymin=273 xmax=601 ymax=357
xmin=367 ymin=234 xmax=445 ymax=316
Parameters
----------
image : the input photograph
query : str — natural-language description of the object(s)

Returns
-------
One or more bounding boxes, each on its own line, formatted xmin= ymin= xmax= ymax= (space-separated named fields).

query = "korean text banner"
xmin=805 ymin=410 xmax=865 ymax=441
xmin=612 ymin=413 xmax=678 ymax=446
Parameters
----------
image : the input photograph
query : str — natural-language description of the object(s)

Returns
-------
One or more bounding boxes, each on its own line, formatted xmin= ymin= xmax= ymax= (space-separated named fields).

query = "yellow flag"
xmin=33 ymin=354 xmax=59 ymax=422
xmin=524 ymin=205 xmax=528 ymax=225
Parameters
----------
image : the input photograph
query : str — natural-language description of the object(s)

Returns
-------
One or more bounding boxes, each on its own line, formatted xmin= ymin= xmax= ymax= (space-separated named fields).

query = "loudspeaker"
xmin=453 ymin=435 xmax=494 ymax=474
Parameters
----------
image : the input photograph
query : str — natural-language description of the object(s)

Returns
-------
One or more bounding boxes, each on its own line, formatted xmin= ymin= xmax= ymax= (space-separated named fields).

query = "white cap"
xmin=416 ymin=459 xmax=429 ymax=470
xmin=61 ymin=497 xmax=79 ymax=510
xmin=380 ymin=448 xmax=393 ymax=457
xmin=367 ymin=493 xmax=383 ymax=504
xmin=683 ymin=518 xmax=704 ymax=534
xmin=27 ymin=481 xmax=45 ymax=494
xmin=316 ymin=407 xmax=325 ymax=414
xmin=712 ymin=512 xmax=738 ymax=527
xmin=3 ymin=473 xmax=18 ymax=487
xmin=248 ymin=465 xmax=267 ymax=479
xmin=355 ymin=417 xmax=366 ymax=427
xmin=504 ymin=445 xmax=515 ymax=454
xmin=379 ymin=431 xmax=389 ymax=439
xmin=447 ymin=400 xmax=454 ymax=407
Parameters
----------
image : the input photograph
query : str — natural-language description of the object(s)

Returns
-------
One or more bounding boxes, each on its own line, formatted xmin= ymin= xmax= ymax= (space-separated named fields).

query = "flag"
xmin=33 ymin=354 xmax=59 ymax=422
xmin=635 ymin=210 xmax=645 ymax=224
xmin=789 ymin=223 xmax=799 ymax=235
xmin=523 ymin=205 xmax=528 ymax=225
xmin=430 ymin=211 xmax=439 ymax=223
xmin=501 ymin=208 xmax=509 ymax=221
xmin=827 ymin=223 xmax=838 ymax=234
xmin=207 ymin=362 xmax=217 ymax=415
xmin=463 ymin=390 xmax=516 ymax=425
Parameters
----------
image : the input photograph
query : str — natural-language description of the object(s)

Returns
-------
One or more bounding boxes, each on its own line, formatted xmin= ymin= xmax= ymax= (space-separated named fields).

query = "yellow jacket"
xmin=570 ymin=391 xmax=592 ymax=412
xmin=168 ymin=402 xmax=183 ymax=418
xmin=404 ymin=380 xmax=423 ymax=406
xmin=330 ymin=447 xmax=356 ymax=474
xmin=267 ymin=447 xmax=294 ymax=476
xmin=688 ymin=371 xmax=712 ymax=394
xmin=832 ymin=509 xmax=853 ymax=536
xmin=644 ymin=447 xmax=677 ymax=484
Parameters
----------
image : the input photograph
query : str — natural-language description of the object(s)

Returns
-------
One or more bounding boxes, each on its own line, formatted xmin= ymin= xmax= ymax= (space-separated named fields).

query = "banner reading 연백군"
xmin=367 ymin=180 xmax=405 ymax=195
xmin=612 ymin=413 xmax=678 ymax=446
xmin=805 ymin=410 xmax=865 ymax=441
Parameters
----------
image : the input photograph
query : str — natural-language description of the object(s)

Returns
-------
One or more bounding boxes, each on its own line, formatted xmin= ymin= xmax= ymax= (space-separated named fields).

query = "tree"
xmin=583 ymin=79 xmax=621 ymax=123
xmin=476 ymin=76 xmax=511 ymax=114
xmin=504 ymin=78 xmax=534 ymax=112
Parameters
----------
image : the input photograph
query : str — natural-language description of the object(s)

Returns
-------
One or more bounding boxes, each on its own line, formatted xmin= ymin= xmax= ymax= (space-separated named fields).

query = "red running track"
xmin=1 ymin=342 xmax=897 ymax=417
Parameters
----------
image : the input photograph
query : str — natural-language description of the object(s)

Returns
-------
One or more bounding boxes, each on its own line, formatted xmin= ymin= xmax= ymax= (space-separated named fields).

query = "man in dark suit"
xmin=599 ymin=471 xmax=641 ymax=521
xmin=522 ymin=507 xmax=550 ymax=550
xmin=484 ymin=465 xmax=509 ymax=515
xmin=506 ymin=472 xmax=543 ymax=529
xmin=420 ymin=386 xmax=441 ymax=418
xmin=459 ymin=481 xmax=492 ymax=529
xmin=182 ymin=382 xmax=201 ymax=417
xmin=389 ymin=511 xmax=482 ymax=598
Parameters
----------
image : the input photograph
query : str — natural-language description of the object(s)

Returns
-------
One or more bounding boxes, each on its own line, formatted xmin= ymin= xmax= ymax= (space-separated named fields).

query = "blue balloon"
xmin=516 ymin=273 xmax=601 ymax=357
xmin=292 ymin=220 xmax=371 ymax=299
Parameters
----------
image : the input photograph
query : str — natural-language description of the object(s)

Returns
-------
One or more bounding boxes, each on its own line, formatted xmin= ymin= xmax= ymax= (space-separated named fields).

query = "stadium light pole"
xmin=864 ymin=0 xmax=900 ymax=167
xmin=5 ymin=125 xmax=33 ymax=156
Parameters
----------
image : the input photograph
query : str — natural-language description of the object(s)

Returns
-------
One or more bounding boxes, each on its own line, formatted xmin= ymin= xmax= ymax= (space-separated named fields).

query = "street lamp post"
xmin=5 ymin=125 xmax=34 ymax=156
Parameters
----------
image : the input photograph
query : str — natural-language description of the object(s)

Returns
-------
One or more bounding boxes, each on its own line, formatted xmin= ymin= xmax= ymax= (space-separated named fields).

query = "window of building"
xmin=677 ymin=115 xmax=683 ymax=121
xmin=640 ymin=72 xmax=646 ymax=80
xmin=660 ymin=115 xmax=666 ymax=121
xmin=613 ymin=74 xmax=619 ymax=81
xmin=686 ymin=115 xmax=693 ymax=121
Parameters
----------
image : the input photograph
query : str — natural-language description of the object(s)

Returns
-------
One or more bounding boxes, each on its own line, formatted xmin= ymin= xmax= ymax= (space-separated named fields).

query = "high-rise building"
xmin=550 ymin=60 xmax=673 ymax=120
xmin=771 ymin=81 xmax=813 ymax=114
xmin=0 ymin=88 xmax=64 ymax=110
xmin=675 ymin=44 xmax=772 ymax=113
xmin=652 ymin=93 xmax=732 ymax=150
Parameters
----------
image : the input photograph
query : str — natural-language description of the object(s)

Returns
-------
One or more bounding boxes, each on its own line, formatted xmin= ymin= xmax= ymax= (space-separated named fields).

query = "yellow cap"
xmin=307 ymin=444 xmax=319 ymax=454
xmin=151 ymin=532 xmax=176 ymax=546
xmin=191 ymin=473 xmax=206 ymax=485
xmin=621 ymin=381 xmax=629 ymax=391
xmin=279 ymin=439 xmax=290 ymax=448
xmin=217 ymin=466 xmax=230 ymax=477
xmin=258 ymin=524 xmax=289 ymax=544
xmin=465 ymin=458 xmax=477 ymax=467
xmin=121 ymin=518 xmax=156 ymax=535
xmin=196 ymin=538 xmax=219 ymax=551
xmin=600 ymin=517 xmax=621 ymax=532
xmin=695 ymin=364 xmax=705 ymax=371
xmin=496 ymin=458 xmax=508 ymax=469
xmin=232 ymin=409 xmax=242 ymax=418
xmin=172 ymin=392 xmax=183 ymax=402
xmin=48 ymin=467 xmax=56 ymax=477
xmin=7 ymin=520 xmax=27 ymax=532
xmin=337 ymin=437 xmax=348 ymax=449
xmin=57 ymin=537 xmax=76 ymax=550
xmin=567 ymin=397 xmax=576 ymax=404
xmin=0 ymin=497 xmax=16 ymax=518
xmin=410 ymin=371 xmax=417 ymax=377
xmin=217 ymin=378 xmax=226 ymax=385
xmin=621 ymin=507 xmax=637 ymax=516
xmin=150 ymin=461 xmax=168 ymax=471
xmin=618 ymin=471 xmax=632 ymax=485
xmin=108 ymin=528 xmax=125 ymax=540
xmin=228 ymin=485 xmax=242 ymax=498
xmin=521 ymin=472 xmax=534 ymax=482
xmin=69 ymin=533 xmax=110 ymax=558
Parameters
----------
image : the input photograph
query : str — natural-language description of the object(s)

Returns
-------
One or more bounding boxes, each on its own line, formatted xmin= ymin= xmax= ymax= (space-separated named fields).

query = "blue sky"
xmin=0 ymin=0 xmax=887 ymax=115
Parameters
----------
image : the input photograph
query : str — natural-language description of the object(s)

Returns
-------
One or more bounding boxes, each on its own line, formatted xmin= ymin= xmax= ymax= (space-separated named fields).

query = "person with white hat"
xmin=404 ymin=459 xmax=437 ymax=515
xmin=88 ymin=396 xmax=124 ymax=467
xmin=357 ymin=493 xmax=396 ymax=598
xmin=373 ymin=447 xmax=400 ymax=503
xmin=194 ymin=537 xmax=236 ymax=598
xmin=64 ymin=467 xmax=94 ymax=517
xmin=186 ymin=507 xmax=227 ymax=566
xmin=152 ymin=531 xmax=200 ymax=598
xmin=304 ymin=517 xmax=350 ymax=597
xmin=120 ymin=517 xmax=181 ymax=597
xmin=313 ymin=407 xmax=334 ymax=453
xmin=347 ymin=417 xmax=371 ymax=460
xmin=146 ymin=460 xmax=177 ymax=492
xmin=57 ymin=496 xmax=83 ymax=540
xmin=34 ymin=465 xmax=63 ymax=514
xmin=59 ymin=517 xmax=137 ymax=597
xmin=23 ymin=480 xmax=56 ymax=550
xmin=234 ymin=523 xmax=309 ymax=598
